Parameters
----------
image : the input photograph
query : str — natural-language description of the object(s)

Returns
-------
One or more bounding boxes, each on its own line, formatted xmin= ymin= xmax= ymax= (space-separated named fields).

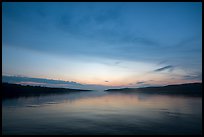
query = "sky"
xmin=2 ymin=2 xmax=202 ymax=89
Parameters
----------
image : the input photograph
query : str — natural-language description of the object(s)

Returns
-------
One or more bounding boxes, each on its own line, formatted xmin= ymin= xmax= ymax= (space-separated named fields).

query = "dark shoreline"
xmin=2 ymin=82 xmax=202 ymax=99
xmin=106 ymin=83 xmax=202 ymax=96
xmin=2 ymin=83 xmax=92 ymax=99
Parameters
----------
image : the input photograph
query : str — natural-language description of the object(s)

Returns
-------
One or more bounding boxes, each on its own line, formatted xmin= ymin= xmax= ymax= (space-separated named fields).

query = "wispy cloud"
xmin=136 ymin=81 xmax=145 ymax=84
xmin=133 ymin=81 xmax=155 ymax=88
xmin=128 ymin=81 xmax=154 ymax=88
xmin=154 ymin=65 xmax=174 ymax=72
xmin=182 ymin=72 xmax=202 ymax=81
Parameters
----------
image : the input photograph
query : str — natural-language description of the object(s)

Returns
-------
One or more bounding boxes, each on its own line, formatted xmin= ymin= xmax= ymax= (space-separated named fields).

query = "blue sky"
xmin=2 ymin=2 xmax=202 ymax=88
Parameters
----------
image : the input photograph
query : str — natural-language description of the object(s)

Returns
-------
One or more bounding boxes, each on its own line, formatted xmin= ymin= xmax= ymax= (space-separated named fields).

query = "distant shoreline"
xmin=2 ymin=82 xmax=202 ymax=99
xmin=2 ymin=82 xmax=92 ymax=99
xmin=106 ymin=83 xmax=202 ymax=96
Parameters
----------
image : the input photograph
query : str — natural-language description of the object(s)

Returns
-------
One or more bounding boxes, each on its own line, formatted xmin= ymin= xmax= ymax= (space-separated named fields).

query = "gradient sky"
xmin=2 ymin=2 xmax=202 ymax=88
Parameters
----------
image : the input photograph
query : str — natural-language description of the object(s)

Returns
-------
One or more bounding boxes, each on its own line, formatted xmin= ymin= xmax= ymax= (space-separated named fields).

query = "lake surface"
xmin=2 ymin=90 xmax=202 ymax=135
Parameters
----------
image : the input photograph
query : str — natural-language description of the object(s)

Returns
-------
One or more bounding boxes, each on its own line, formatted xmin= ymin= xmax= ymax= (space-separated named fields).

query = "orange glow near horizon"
xmin=3 ymin=46 xmax=201 ymax=88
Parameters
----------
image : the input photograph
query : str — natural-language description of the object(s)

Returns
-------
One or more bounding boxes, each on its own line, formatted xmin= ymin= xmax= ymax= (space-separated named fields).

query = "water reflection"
xmin=2 ymin=91 xmax=202 ymax=135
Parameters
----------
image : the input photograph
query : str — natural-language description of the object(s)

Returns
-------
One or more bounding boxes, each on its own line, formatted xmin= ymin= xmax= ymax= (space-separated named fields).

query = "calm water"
xmin=2 ymin=91 xmax=202 ymax=135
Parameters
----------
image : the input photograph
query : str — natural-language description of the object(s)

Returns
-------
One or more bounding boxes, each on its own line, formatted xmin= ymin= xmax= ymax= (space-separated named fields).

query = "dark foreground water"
xmin=2 ymin=91 xmax=202 ymax=135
